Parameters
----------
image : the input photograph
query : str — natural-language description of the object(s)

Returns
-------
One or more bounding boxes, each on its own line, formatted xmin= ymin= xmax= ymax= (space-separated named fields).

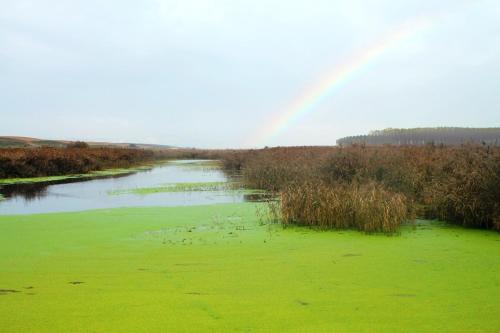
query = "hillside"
xmin=0 ymin=136 xmax=173 ymax=149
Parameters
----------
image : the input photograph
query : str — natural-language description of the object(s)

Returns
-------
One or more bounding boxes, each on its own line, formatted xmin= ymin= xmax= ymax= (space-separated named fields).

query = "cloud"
xmin=1 ymin=0 xmax=499 ymax=147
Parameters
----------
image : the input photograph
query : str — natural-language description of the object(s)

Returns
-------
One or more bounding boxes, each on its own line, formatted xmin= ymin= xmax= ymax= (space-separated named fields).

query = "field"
xmin=1 ymin=203 xmax=499 ymax=332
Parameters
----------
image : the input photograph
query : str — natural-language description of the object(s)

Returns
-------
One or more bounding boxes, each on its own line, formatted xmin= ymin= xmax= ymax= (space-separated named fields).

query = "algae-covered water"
xmin=0 ymin=160 xmax=499 ymax=332
xmin=0 ymin=204 xmax=499 ymax=332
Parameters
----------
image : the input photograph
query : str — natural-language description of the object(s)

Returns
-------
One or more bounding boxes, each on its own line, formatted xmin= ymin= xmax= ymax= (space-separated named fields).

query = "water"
xmin=0 ymin=160 xmax=248 ymax=215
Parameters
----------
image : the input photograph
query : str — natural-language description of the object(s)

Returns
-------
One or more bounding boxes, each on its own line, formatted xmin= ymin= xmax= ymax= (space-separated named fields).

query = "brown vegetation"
xmin=0 ymin=147 xmax=215 ymax=179
xmin=2 ymin=144 xmax=498 ymax=232
xmin=0 ymin=147 xmax=154 ymax=178
xmin=281 ymin=182 xmax=409 ymax=233
xmin=220 ymin=145 xmax=500 ymax=231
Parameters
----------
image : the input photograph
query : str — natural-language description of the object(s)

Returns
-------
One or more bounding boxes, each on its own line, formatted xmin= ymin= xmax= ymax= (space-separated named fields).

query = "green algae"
xmin=0 ymin=174 xmax=85 ymax=185
xmin=0 ymin=166 xmax=154 ymax=186
xmin=108 ymin=181 xmax=230 ymax=195
xmin=0 ymin=203 xmax=499 ymax=332
xmin=0 ymin=194 xmax=4 ymax=201
xmin=107 ymin=182 xmax=268 ymax=197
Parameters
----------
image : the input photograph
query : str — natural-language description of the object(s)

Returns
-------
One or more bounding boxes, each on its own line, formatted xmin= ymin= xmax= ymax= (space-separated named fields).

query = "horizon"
xmin=2 ymin=125 xmax=500 ymax=148
xmin=2 ymin=0 xmax=500 ymax=148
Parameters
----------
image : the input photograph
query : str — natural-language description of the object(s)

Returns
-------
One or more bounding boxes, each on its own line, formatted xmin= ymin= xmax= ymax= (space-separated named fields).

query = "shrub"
xmin=67 ymin=141 xmax=89 ymax=149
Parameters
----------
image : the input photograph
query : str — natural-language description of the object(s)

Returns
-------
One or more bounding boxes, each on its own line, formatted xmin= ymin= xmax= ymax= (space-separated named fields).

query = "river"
xmin=0 ymin=160 xmax=250 ymax=215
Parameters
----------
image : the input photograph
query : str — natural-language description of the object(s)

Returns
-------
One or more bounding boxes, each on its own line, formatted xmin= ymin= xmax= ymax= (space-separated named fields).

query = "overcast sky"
xmin=1 ymin=0 xmax=499 ymax=148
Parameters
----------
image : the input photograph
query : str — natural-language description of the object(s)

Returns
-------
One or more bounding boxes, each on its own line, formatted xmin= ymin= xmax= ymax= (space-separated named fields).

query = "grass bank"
xmin=0 ymin=203 xmax=499 ymax=332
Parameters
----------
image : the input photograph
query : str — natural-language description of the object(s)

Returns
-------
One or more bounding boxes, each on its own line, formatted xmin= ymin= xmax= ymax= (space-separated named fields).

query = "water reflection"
xmin=0 ymin=172 xmax=134 ymax=201
xmin=243 ymin=193 xmax=276 ymax=202
xmin=1 ymin=183 xmax=49 ymax=201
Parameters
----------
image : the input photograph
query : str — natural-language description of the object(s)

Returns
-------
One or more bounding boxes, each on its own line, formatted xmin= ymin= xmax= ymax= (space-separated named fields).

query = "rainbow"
xmin=252 ymin=16 xmax=434 ymax=147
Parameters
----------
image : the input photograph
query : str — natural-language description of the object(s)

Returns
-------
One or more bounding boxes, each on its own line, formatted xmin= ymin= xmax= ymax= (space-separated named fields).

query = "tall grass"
xmin=422 ymin=146 xmax=500 ymax=229
xmin=220 ymin=145 xmax=500 ymax=231
xmin=281 ymin=182 xmax=410 ymax=233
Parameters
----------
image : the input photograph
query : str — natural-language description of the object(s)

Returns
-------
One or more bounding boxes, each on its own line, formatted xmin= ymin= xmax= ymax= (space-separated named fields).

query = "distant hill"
xmin=0 ymin=136 xmax=174 ymax=149
xmin=337 ymin=127 xmax=500 ymax=146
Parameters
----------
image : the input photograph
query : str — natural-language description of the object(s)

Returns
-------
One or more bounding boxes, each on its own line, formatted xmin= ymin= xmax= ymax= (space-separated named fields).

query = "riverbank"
xmin=0 ymin=165 xmax=156 ymax=186
xmin=1 ymin=203 xmax=499 ymax=332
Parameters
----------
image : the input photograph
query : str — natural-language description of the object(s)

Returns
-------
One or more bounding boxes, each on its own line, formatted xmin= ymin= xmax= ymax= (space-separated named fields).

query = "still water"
xmin=0 ymin=160 xmax=246 ymax=215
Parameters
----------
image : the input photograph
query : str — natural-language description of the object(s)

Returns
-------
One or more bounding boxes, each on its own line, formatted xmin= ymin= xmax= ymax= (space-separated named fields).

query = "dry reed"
xmin=280 ymin=182 xmax=409 ymax=233
xmin=220 ymin=145 xmax=500 ymax=231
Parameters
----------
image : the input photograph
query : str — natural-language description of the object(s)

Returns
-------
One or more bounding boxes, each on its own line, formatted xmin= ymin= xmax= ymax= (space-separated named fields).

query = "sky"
xmin=1 ymin=0 xmax=499 ymax=148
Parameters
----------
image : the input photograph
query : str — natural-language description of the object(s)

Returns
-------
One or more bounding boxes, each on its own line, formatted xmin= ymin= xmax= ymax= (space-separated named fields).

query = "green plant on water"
xmin=0 ymin=203 xmax=499 ymax=332
xmin=255 ymin=197 xmax=281 ymax=226
xmin=108 ymin=182 xmax=233 ymax=196
xmin=107 ymin=181 xmax=269 ymax=197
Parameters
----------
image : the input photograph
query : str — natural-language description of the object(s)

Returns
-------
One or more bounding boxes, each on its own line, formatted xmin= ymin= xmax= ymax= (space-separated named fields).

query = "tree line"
xmin=337 ymin=127 xmax=500 ymax=146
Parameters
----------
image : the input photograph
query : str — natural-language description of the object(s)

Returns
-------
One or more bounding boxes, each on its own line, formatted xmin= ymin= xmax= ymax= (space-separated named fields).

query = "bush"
xmin=66 ymin=141 xmax=89 ymax=149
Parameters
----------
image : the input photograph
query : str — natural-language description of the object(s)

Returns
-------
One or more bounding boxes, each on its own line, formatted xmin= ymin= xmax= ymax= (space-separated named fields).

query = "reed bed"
xmin=281 ymin=182 xmax=409 ymax=233
xmin=220 ymin=145 xmax=500 ymax=231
